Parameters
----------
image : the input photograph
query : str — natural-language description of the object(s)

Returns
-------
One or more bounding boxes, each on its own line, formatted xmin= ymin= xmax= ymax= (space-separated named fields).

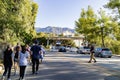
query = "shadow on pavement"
xmin=25 ymin=61 xmax=112 ymax=80
xmin=104 ymin=76 xmax=120 ymax=80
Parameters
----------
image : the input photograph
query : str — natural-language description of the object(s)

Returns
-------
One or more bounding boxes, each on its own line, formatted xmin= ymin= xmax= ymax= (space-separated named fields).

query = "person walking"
xmin=25 ymin=44 xmax=31 ymax=65
xmin=88 ymin=44 xmax=97 ymax=63
xmin=41 ymin=46 xmax=46 ymax=57
xmin=30 ymin=41 xmax=41 ymax=74
xmin=18 ymin=45 xmax=30 ymax=80
xmin=14 ymin=43 xmax=21 ymax=52
xmin=39 ymin=45 xmax=45 ymax=64
xmin=39 ymin=48 xmax=44 ymax=64
xmin=1 ymin=45 xmax=13 ymax=80
xmin=14 ymin=46 xmax=21 ymax=75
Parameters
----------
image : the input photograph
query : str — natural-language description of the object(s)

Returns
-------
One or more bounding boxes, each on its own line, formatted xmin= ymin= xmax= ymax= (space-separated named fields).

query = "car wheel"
xmin=100 ymin=54 xmax=103 ymax=58
xmin=98 ymin=54 xmax=101 ymax=57
xmin=96 ymin=54 xmax=99 ymax=57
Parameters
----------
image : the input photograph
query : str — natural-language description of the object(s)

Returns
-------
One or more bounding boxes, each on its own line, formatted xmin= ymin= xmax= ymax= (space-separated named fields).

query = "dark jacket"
xmin=3 ymin=49 xmax=13 ymax=66
xmin=30 ymin=45 xmax=41 ymax=59
xmin=90 ymin=46 xmax=94 ymax=53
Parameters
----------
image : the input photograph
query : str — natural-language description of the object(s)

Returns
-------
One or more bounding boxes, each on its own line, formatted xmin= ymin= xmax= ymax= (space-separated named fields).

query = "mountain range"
xmin=35 ymin=26 xmax=75 ymax=34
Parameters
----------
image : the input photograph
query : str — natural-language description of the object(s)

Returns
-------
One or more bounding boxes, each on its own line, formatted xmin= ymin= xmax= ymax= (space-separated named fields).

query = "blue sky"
xmin=33 ymin=0 xmax=109 ymax=29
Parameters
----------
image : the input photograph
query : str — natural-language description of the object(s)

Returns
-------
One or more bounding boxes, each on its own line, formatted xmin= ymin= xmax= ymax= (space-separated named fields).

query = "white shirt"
xmin=41 ymin=47 xmax=45 ymax=53
xmin=19 ymin=51 xmax=29 ymax=66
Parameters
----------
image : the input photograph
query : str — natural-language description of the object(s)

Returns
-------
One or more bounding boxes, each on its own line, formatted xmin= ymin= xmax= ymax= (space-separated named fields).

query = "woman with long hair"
xmin=14 ymin=46 xmax=21 ymax=75
xmin=1 ymin=45 xmax=13 ymax=80
xmin=19 ymin=45 xmax=30 ymax=80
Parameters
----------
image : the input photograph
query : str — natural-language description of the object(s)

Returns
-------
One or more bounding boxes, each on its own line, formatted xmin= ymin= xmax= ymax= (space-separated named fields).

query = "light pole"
xmin=100 ymin=23 xmax=105 ymax=47
xmin=47 ymin=33 xmax=50 ymax=46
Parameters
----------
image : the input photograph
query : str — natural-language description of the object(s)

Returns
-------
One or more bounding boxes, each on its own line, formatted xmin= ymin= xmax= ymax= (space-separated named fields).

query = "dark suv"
xmin=58 ymin=46 xmax=66 ymax=52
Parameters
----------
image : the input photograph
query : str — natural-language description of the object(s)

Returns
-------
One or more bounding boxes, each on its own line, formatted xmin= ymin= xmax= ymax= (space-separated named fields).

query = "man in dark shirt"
xmin=88 ymin=44 xmax=97 ymax=63
xmin=30 ymin=41 xmax=41 ymax=74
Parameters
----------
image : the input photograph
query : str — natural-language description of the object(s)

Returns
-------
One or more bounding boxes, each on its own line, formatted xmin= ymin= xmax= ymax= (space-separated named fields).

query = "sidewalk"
xmin=113 ymin=54 xmax=120 ymax=57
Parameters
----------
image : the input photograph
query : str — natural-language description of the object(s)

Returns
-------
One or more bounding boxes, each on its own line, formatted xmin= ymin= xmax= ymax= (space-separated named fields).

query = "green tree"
xmin=62 ymin=40 xmax=76 ymax=47
xmin=105 ymin=0 xmax=120 ymax=41
xmin=0 ymin=0 xmax=38 ymax=44
xmin=95 ymin=9 xmax=118 ymax=47
xmin=75 ymin=6 xmax=97 ymax=45
xmin=105 ymin=0 xmax=120 ymax=14
xmin=75 ymin=6 xmax=119 ymax=47
xmin=37 ymin=32 xmax=48 ymax=38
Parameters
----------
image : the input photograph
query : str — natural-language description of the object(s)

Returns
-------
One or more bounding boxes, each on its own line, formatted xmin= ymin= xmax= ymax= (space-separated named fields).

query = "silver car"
xmin=77 ymin=46 xmax=90 ymax=54
xmin=94 ymin=48 xmax=112 ymax=58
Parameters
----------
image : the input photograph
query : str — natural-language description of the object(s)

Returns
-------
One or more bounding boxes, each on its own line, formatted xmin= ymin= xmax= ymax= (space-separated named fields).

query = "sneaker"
xmin=35 ymin=71 xmax=39 ymax=74
xmin=88 ymin=61 xmax=91 ymax=63
xmin=19 ymin=77 xmax=21 ymax=80
xmin=7 ymin=78 xmax=11 ymax=80
xmin=32 ymin=72 xmax=35 ymax=75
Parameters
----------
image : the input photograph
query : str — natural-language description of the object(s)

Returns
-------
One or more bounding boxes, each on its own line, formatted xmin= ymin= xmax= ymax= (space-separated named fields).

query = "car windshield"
xmin=102 ymin=48 xmax=110 ymax=51
xmin=83 ymin=47 xmax=90 ymax=49
xmin=96 ymin=48 xmax=110 ymax=51
xmin=96 ymin=48 xmax=102 ymax=51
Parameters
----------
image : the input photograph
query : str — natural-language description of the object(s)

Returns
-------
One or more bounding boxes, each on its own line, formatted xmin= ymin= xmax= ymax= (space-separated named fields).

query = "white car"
xmin=70 ymin=47 xmax=77 ymax=52
xmin=77 ymin=46 xmax=90 ymax=54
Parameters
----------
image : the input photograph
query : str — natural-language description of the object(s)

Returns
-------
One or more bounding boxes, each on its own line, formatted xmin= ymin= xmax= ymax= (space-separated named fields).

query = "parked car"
xmin=77 ymin=46 xmax=90 ymax=54
xmin=94 ymin=47 xmax=112 ymax=58
xmin=58 ymin=46 xmax=66 ymax=52
xmin=66 ymin=47 xmax=71 ymax=52
xmin=70 ymin=47 xmax=78 ymax=52
xmin=50 ymin=46 xmax=58 ymax=52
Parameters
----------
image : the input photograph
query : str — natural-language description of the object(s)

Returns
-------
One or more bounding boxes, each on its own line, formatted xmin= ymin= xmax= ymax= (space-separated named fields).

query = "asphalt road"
xmin=2 ymin=51 xmax=120 ymax=80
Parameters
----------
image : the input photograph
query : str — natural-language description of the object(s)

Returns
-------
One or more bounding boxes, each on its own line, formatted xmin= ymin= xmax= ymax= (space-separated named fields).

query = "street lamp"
xmin=47 ymin=33 xmax=50 ymax=46
xmin=100 ymin=23 xmax=105 ymax=47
